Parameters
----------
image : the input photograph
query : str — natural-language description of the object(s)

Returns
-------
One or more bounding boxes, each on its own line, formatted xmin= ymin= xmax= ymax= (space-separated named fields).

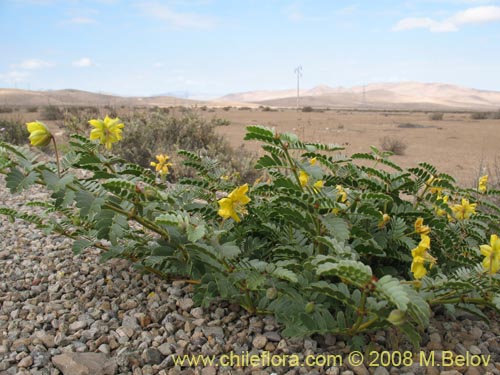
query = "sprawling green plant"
xmin=1 ymin=120 xmax=499 ymax=348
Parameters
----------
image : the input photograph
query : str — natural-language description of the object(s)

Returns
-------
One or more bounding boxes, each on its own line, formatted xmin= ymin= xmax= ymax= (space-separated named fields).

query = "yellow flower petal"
xmin=299 ymin=170 xmax=309 ymax=187
xmin=26 ymin=121 xmax=52 ymax=147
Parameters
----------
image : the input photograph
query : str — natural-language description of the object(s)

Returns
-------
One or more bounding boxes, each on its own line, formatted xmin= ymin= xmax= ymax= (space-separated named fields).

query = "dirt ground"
xmin=202 ymin=108 xmax=500 ymax=187
xmin=2 ymin=106 xmax=498 ymax=187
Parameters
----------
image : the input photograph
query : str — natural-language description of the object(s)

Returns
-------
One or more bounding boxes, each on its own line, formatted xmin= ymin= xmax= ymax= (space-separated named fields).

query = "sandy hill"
xmin=218 ymin=82 xmax=500 ymax=110
xmin=0 ymin=89 xmax=206 ymax=107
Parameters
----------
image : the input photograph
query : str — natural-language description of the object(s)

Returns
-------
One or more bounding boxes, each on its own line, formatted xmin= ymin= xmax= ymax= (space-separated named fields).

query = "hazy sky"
xmin=1 ymin=0 xmax=500 ymax=97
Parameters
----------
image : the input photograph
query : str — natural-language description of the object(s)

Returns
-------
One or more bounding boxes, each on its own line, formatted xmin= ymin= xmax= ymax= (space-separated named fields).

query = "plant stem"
xmin=51 ymin=136 xmax=61 ymax=178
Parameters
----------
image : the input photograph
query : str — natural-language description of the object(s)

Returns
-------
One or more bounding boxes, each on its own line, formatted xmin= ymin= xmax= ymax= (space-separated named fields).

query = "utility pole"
xmin=294 ymin=65 xmax=302 ymax=110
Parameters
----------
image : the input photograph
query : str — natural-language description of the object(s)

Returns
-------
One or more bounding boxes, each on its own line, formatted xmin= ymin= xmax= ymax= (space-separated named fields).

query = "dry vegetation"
xmin=1 ymin=105 xmax=499 ymax=186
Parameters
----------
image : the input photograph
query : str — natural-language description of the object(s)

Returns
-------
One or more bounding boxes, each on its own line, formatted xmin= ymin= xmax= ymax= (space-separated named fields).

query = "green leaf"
xmin=73 ymin=239 xmax=92 ymax=254
xmin=320 ymin=214 xmax=350 ymax=242
xmin=375 ymin=275 xmax=410 ymax=312
xmin=6 ymin=168 xmax=38 ymax=193
xmin=272 ymin=267 xmax=298 ymax=283
xmin=316 ymin=260 xmax=372 ymax=287
xmin=218 ymin=242 xmax=241 ymax=259
xmin=187 ymin=224 xmax=205 ymax=242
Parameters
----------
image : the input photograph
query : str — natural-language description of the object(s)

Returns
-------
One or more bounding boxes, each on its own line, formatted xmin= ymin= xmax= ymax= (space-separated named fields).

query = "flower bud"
xmin=26 ymin=121 xmax=52 ymax=147
xmin=387 ymin=309 xmax=406 ymax=326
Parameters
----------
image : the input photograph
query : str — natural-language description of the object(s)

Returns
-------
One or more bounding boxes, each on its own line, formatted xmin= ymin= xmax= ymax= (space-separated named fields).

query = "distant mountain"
xmin=0 ymin=88 xmax=206 ymax=107
xmin=217 ymin=82 xmax=500 ymax=110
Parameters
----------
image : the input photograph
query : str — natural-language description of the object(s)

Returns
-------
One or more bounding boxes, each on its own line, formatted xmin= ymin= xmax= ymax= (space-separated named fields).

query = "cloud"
xmin=72 ymin=58 xmax=94 ymax=67
xmin=137 ymin=1 xmax=215 ymax=29
xmin=393 ymin=5 xmax=500 ymax=32
xmin=0 ymin=70 xmax=30 ymax=83
xmin=13 ymin=59 xmax=54 ymax=70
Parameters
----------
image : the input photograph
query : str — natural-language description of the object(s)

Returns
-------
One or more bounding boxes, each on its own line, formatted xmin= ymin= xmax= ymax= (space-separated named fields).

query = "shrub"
xmin=211 ymin=118 xmax=231 ymax=126
xmin=471 ymin=112 xmax=489 ymax=120
xmin=42 ymin=105 xmax=64 ymax=121
xmin=429 ymin=112 xmax=443 ymax=121
xmin=0 ymin=107 xmax=14 ymax=114
xmin=238 ymin=107 xmax=252 ymax=111
xmin=302 ymin=106 xmax=314 ymax=112
xmin=380 ymin=136 xmax=407 ymax=155
xmin=112 ymin=111 xmax=257 ymax=183
xmin=0 ymin=119 xmax=29 ymax=145
xmin=491 ymin=110 xmax=500 ymax=120
xmin=26 ymin=106 xmax=38 ymax=113
xmin=222 ymin=106 xmax=231 ymax=111
xmin=2 ymin=121 xmax=500 ymax=348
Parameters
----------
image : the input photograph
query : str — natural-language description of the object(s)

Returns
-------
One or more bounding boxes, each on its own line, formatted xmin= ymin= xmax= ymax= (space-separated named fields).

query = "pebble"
xmin=1 ymin=176 xmax=500 ymax=375
xmin=252 ymin=335 xmax=268 ymax=349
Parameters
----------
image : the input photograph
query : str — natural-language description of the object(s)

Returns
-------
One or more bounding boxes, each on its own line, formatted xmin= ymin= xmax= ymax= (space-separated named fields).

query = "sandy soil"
xmin=203 ymin=108 xmax=500 ymax=186
xmin=2 ymin=107 xmax=498 ymax=187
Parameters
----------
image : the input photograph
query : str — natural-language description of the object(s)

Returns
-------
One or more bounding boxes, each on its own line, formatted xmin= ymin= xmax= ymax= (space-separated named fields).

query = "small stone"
xmin=158 ymin=343 xmax=173 ymax=356
xmin=32 ymin=351 xmax=51 ymax=368
xmin=347 ymin=363 xmax=369 ymax=375
xmin=263 ymin=331 xmax=281 ymax=342
xmin=429 ymin=332 xmax=441 ymax=343
xmin=326 ymin=368 xmax=340 ymax=375
xmin=425 ymin=366 xmax=439 ymax=375
xmin=178 ymin=298 xmax=194 ymax=311
xmin=142 ymin=348 xmax=163 ymax=365
xmin=191 ymin=307 xmax=204 ymax=319
xmin=69 ymin=321 xmax=88 ymax=332
xmin=52 ymin=353 xmax=117 ymax=375
xmin=18 ymin=355 xmax=33 ymax=368
xmin=117 ymin=326 xmax=134 ymax=338
xmin=439 ymin=371 xmax=461 ymax=375
xmin=135 ymin=313 xmax=151 ymax=328
xmin=203 ymin=326 xmax=224 ymax=339
xmin=465 ymin=367 xmax=481 ymax=375
xmin=252 ymin=335 xmax=268 ymax=349
xmin=469 ymin=327 xmax=483 ymax=340
xmin=373 ymin=367 xmax=390 ymax=375
xmin=201 ymin=367 xmax=217 ymax=375
xmin=455 ymin=343 xmax=467 ymax=356
xmin=469 ymin=345 xmax=482 ymax=355
xmin=98 ymin=344 xmax=110 ymax=354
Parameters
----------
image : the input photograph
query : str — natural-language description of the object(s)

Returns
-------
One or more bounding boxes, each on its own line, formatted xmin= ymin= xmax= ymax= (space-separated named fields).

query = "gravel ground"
xmin=1 ymin=178 xmax=500 ymax=375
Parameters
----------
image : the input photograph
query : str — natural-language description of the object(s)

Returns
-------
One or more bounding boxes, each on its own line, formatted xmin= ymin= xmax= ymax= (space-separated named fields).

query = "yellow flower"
xmin=435 ymin=195 xmax=449 ymax=217
xmin=478 ymin=175 xmax=488 ymax=193
xmin=217 ymin=184 xmax=251 ymax=222
xmin=451 ymin=198 xmax=477 ymax=220
xmin=336 ymin=185 xmax=347 ymax=203
xmin=378 ymin=212 xmax=391 ymax=228
xmin=299 ymin=170 xmax=309 ymax=187
xmin=426 ymin=176 xmax=443 ymax=195
xmin=220 ymin=175 xmax=230 ymax=181
xmin=410 ymin=234 xmax=435 ymax=279
xmin=150 ymin=154 xmax=173 ymax=176
xmin=313 ymin=180 xmax=324 ymax=192
xmin=26 ymin=121 xmax=52 ymax=147
xmin=310 ymin=157 xmax=317 ymax=166
xmin=480 ymin=234 xmax=500 ymax=274
xmin=414 ymin=217 xmax=431 ymax=235
xmin=88 ymin=116 xmax=124 ymax=150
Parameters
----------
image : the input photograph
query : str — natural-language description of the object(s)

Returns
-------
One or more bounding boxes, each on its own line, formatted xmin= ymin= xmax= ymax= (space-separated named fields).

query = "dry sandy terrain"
xmin=1 ymin=103 xmax=498 ymax=187
xmin=203 ymin=108 xmax=500 ymax=186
